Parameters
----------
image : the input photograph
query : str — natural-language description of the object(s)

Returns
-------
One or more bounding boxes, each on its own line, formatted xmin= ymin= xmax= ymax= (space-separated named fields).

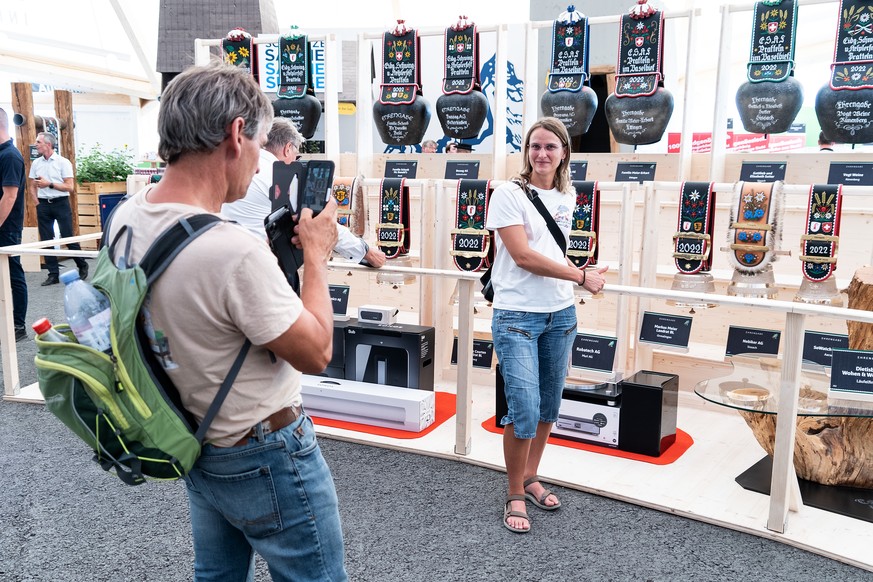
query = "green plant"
xmin=76 ymin=144 xmax=135 ymax=183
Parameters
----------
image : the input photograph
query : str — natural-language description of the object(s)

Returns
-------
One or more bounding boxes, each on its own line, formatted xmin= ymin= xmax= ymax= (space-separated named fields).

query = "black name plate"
xmin=384 ymin=160 xmax=418 ymax=179
xmin=802 ymin=330 xmax=849 ymax=368
xmin=830 ymin=349 xmax=873 ymax=401
xmin=615 ymin=162 xmax=656 ymax=183
xmin=329 ymin=285 xmax=350 ymax=316
xmin=827 ymin=162 xmax=873 ymax=186
xmin=451 ymin=337 xmax=494 ymax=369
xmin=639 ymin=312 xmax=692 ymax=349
xmin=571 ymin=333 xmax=617 ymax=373
xmin=739 ymin=162 xmax=786 ymax=182
xmin=445 ymin=161 xmax=480 ymax=179
xmin=725 ymin=326 xmax=781 ymax=358
xmin=570 ymin=161 xmax=588 ymax=181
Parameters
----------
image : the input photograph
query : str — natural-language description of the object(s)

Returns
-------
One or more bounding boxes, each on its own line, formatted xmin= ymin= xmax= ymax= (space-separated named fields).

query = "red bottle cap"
xmin=32 ymin=317 xmax=52 ymax=334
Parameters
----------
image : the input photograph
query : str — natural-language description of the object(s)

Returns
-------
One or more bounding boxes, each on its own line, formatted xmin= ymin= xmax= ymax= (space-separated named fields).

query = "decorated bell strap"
xmin=332 ymin=177 xmax=356 ymax=228
xmin=800 ymin=184 xmax=842 ymax=282
xmin=377 ymin=178 xmax=410 ymax=259
xmin=727 ymin=181 xmax=784 ymax=274
xmin=277 ymin=32 xmax=311 ymax=98
xmin=614 ymin=4 xmax=665 ymax=98
xmin=546 ymin=7 xmax=590 ymax=93
xmin=829 ymin=0 xmax=873 ymax=91
xmin=380 ymin=24 xmax=422 ymax=105
xmin=222 ymin=28 xmax=255 ymax=74
xmin=568 ymin=180 xmax=599 ymax=269
xmin=746 ymin=0 xmax=799 ymax=83
xmin=673 ymin=182 xmax=716 ymax=274
xmin=451 ymin=180 xmax=492 ymax=272
xmin=443 ymin=19 xmax=479 ymax=94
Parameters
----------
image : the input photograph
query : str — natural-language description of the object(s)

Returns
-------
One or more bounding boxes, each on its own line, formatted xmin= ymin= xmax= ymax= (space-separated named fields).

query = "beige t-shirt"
xmin=107 ymin=191 xmax=304 ymax=446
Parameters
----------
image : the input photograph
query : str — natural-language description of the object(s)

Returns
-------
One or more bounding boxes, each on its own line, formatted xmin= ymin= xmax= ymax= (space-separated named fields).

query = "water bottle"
xmin=32 ymin=318 xmax=70 ymax=343
xmin=59 ymin=269 xmax=112 ymax=352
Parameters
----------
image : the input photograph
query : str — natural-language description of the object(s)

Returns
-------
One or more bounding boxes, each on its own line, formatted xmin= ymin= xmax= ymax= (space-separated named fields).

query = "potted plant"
xmin=74 ymin=145 xmax=135 ymax=246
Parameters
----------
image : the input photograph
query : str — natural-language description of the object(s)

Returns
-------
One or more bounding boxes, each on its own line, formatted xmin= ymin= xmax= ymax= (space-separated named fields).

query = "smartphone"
xmin=299 ymin=160 xmax=334 ymax=215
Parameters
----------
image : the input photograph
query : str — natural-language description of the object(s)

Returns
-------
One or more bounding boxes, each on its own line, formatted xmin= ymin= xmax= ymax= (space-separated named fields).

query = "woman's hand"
xmin=579 ymin=265 xmax=608 ymax=294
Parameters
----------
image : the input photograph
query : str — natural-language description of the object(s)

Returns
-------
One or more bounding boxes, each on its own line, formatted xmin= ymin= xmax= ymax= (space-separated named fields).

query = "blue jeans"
xmin=0 ymin=227 xmax=27 ymax=328
xmin=184 ymin=413 xmax=347 ymax=582
xmin=492 ymin=306 xmax=577 ymax=439
xmin=36 ymin=197 xmax=86 ymax=277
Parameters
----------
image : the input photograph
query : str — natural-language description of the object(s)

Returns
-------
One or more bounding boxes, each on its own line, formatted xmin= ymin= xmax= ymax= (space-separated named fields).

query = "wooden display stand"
xmin=75 ymin=181 xmax=126 ymax=250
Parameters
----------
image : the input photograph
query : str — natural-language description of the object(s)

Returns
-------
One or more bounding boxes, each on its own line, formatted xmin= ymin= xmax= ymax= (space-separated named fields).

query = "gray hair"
xmin=37 ymin=132 xmax=57 ymax=150
xmin=265 ymin=117 xmax=304 ymax=154
xmin=0 ymin=108 xmax=8 ymax=132
xmin=158 ymin=61 xmax=273 ymax=164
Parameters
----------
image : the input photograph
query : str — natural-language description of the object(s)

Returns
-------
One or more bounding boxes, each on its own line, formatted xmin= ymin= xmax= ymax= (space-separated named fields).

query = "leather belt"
xmin=377 ymin=178 xmax=410 ymax=259
xmin=333 ymin=177 xmax=355 ymax=228
xmin=568 ymin=180 xmax=599 ymax=269
xmin=451 ymin=179 xmax=492 ymax=272
xmin=728 ymin=181 xmax=782 ymax=274
xmin=39 ymin=196 xmax=67 ymax=204
xmin=226 ymin=404 xmax=303 ymax=447
xmin=800 ymin=184 xmax=842 ymax=282
xmin=673 ymin=181 xmax=715 ymax=274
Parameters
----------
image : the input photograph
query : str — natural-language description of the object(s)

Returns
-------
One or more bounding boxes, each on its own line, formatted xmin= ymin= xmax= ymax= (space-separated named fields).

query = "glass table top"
xmin=693 ymin=355 xmax=873 ymax=418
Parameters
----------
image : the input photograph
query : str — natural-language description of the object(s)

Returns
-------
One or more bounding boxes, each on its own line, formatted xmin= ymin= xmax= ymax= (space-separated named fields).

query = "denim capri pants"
xmin=492 ymin=305 xmax=577 ymax=439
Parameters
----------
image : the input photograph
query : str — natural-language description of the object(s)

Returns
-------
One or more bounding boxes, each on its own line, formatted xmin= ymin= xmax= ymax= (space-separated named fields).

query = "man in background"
xmin=421 ymin=139 xmax=437 ymax=154
xmin=0 ymin=108 xmax=28 ymax=341
xmin=222 ymin=117 xmax=385 ymax=268
xmin=818 ymin=132 xmax=835 ymax=152
xmin=29 ymin=131 xmax=89 ymax=286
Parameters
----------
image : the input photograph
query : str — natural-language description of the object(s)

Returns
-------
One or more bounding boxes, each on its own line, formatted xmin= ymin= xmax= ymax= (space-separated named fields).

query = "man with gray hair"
xmin=222 ymin=117 xmax=386 ymax=268
xmin=0 ymin=108 xmax=28 ymax=341
xmin=28 ymin=131 xmax=89 ymax=285
xmin=104 ymin=63 xmax=347 ymax=581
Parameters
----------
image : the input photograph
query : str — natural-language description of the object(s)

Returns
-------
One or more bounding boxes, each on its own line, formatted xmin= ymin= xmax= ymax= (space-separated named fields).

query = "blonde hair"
xmin=515 ymin=117 xmax=572 ymax=194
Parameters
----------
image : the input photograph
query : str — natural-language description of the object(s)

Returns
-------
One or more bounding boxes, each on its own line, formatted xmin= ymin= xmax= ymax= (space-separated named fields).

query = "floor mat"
xmin=311 ymin=391 xmax=456 ymax=439
xmin=481 ymin=416 xmax=693 ymax=465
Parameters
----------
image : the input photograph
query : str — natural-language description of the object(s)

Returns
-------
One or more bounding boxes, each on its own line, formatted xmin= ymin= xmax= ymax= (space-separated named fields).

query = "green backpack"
xmin=34 ymin=214 xmax=250 ymax=485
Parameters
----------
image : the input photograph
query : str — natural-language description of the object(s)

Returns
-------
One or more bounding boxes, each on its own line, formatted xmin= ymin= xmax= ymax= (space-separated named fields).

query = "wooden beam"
xmin=53 ymin=90 xmax=79 ymax=234
xmin=10 ymin=83 xmax=37 ymax=228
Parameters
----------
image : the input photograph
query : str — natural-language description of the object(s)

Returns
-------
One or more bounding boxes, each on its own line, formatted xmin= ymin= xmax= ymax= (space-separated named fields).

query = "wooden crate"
xmin=76 ymin=181 xmax=126 ymax=249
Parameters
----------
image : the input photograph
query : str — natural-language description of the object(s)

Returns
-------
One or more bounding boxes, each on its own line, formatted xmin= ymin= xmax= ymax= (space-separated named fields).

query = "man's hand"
xmin=363 ymin=246 xmax=387 ymax=268
xmin=33 ymin=176 xmax=51 ymax=189
xmin=294 ymin=199 xmax=339 ymax=264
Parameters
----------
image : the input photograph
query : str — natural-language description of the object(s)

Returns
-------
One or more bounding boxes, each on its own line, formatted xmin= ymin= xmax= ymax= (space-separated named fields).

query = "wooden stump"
xmin=737 ymin=266 xmax=873 ymax=489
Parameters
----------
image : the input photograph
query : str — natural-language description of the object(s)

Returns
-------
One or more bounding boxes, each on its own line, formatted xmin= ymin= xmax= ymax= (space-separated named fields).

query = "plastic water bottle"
xmin=59 ymin=269 xmax=112 ymax=352
xmin=31 ymin=318 xmax=70 ymax=343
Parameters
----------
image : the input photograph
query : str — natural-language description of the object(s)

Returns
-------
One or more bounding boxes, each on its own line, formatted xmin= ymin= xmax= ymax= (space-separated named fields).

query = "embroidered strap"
xmin=614 ymin=9 xmax=665 ymax=98
xmin=333 ymin=177 xmax=354 ymax=228
xmin=277 ymin=33 xmax=310 ymax=99
xmin=221 ymin=29 xmax=254 ymax=75
xmin=830 ymin=0 xmax=873 ymax=91
xmin=729 ymin=181 xmax=780 ymax=271
xmin=380 ymin=28 xmax=421 ymax=105
xmin=546 ymin=9 xmax=590 ymax=93
xmin=746 ymin=0 xmax=798 ymax=83
xmin=568 ymin=181 xmax=599 ymax=269
xmin=443 ymin=20 xmax=479 ymax=95
xmin=673 ymin=181 xmax=716 ymax=274
xmin=377 ymin=178 xmax=409 ymax=258
xmin=451 ymin=179 xmax=492 ymax=272
xmin=800 ymin=184 xmax=842 ymax=281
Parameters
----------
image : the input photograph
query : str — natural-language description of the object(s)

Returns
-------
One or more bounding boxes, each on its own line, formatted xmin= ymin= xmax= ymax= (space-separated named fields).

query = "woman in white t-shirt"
xmin=485 ymin=117 xmax=607 ymax=533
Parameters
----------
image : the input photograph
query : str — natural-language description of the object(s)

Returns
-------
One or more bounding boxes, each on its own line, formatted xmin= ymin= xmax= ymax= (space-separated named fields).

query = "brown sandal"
xmin=503 ymin=494 xmax=530 ymax=533
xmin=523 ymin=476 xmax=562 ymax=511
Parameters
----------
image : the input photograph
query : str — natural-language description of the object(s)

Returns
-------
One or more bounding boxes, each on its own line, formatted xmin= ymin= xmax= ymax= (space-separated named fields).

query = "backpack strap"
xmin=137 ymin=213 xmax=253 ymax=444
xmin=138 ymin=214 xmax=222 ymax=282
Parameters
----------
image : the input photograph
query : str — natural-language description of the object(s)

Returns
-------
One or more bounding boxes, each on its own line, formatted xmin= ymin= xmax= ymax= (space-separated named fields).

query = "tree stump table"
xmin=732 ymin=267 xmax=873 ymax=489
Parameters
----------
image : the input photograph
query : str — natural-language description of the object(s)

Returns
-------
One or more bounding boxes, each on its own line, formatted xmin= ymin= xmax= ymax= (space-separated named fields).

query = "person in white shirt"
xmin=486 ymin=117 xmax=607 ymax=534
xmin=222 ymin=118 xmax=385 ymax=268
xmin=28 ymin=132 xmax=89 ymax=285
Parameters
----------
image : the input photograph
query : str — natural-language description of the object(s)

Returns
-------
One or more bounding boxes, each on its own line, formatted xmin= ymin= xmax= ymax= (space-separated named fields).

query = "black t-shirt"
xmin=0 ymin=138 xmax=26 ymax=234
